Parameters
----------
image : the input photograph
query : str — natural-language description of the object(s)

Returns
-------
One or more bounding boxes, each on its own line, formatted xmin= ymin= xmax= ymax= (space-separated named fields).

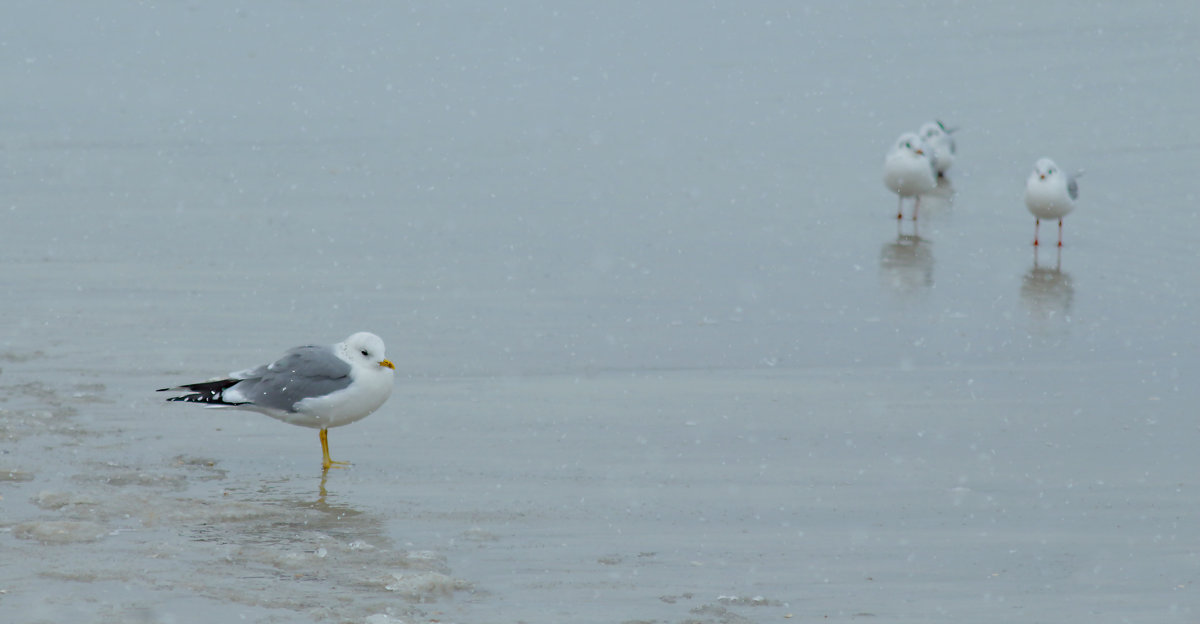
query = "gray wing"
xmin=234 ymin=345 xmax=353 ymax=412
xmin=1067 ymin=175 xmax=1080 ymax=200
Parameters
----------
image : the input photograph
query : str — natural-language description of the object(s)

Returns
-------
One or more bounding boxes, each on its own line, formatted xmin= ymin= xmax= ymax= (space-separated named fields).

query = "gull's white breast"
xmin=288 ymin=363 xmax=394 ymax=429
xmin=883 ymin=151 xmax=936 ymax=197
xmin=1024 ymin=175 xmax=1075 ymax=220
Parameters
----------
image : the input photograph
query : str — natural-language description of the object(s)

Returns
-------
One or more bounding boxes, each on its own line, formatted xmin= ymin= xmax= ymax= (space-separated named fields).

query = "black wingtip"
xmin=163 ymin=393 xmax=250 ymax=407
xmin=158 ymin=378 xmax=242 ymax=404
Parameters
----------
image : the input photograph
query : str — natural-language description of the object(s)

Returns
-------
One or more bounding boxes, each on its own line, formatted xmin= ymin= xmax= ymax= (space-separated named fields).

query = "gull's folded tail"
xmin=157 ymin=378 xmax=247 ymax=406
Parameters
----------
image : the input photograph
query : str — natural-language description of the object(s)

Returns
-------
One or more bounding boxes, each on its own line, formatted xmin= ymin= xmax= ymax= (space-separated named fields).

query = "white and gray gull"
xmin=159 ymin=332 xmax=395 ymax=470
xmin=918 ymin=120 xmax=957 ymax=177
xmin=1023 ymin=158 xmax=1081 ymax=247
xmin=882 ymin=132 xmax=938 ymax=220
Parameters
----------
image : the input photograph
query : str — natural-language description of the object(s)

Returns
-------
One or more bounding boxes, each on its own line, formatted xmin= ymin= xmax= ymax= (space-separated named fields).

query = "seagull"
xmin=918 ymin=120 xmax=957 ymax=177
xmin=159 ymin=332 xmax=396 ymax=470
xmin=883 ymin=132 xmax=938 ymax=220
xmin=1023 ymin=158 xmax=1081 ymax=247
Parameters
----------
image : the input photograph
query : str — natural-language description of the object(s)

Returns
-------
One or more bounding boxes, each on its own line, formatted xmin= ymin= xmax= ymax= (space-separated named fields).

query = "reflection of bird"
xmin=883 ymin=133 xmax=938 ymax=221
xmin=918 ymin=120 xmax=957 ymax=177
xmin=1020 ymin=261 xmax=1074 ymax=321
xmin=879 ymin=234 xmax=934 ymax=296
xmin=159 ymin=332 xmax=396 ymax=470
xmin=1024 ymin=158 xmax=1081 ymax=247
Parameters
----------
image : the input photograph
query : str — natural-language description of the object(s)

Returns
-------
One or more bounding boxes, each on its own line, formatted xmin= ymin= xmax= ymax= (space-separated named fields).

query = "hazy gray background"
xmin=2 ymin=2 xmax=1197 ymax=623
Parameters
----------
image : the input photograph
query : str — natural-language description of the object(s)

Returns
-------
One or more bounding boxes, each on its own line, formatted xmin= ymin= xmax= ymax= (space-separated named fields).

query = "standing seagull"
xmin=159 ymin=332 xmax=396 ymax=470
xmin=1024 ymin=158 xmax=1081 ymax=247
xmin=918 ymin=120 xmax=957 ymax=177
xmin=883 ymin=132 xmax=938 ymax=220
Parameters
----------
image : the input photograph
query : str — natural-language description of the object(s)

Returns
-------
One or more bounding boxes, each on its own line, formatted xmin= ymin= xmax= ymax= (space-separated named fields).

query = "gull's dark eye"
xmin=361 ymin=349 xmax=369 ymax=357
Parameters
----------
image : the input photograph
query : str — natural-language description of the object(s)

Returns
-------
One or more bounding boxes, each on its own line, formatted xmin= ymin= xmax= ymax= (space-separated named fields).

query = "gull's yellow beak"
xmin=379 ymin=359 xmax=395 ymax=370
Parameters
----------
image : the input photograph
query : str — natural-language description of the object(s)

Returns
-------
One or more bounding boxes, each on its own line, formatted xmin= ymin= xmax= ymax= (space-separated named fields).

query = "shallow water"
xmin=2 ymin=2 xmax=1198 ymax=623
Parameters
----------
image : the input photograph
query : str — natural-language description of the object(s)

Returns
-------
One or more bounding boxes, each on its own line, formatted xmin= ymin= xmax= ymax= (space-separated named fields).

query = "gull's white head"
xmin=1032 ymin=158 xmax=1059 ymax=181
xmin=918 ymin=122 xmax=946 ymax=142
xmin=893 ymin=132 xmax=927 ymax=157
xmin=339 ymin=332 xmax=395 ymax=372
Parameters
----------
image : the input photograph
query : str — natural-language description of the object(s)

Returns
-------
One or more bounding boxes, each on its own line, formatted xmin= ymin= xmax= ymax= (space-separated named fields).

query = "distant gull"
xmin=1024 ymin=158 xmax=1081 ymax=247
xmin=883 ymin=132 xmax=938 ymax=220
xmin=159 ymin=332 xmax=395 ymax=470
xmin=918 ymin=120 xmax=957 ymax=177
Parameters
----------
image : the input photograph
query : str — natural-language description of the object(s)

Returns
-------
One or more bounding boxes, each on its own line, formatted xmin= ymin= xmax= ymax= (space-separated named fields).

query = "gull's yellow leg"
xmin=319 ymin=428 xmax=351 ymax=470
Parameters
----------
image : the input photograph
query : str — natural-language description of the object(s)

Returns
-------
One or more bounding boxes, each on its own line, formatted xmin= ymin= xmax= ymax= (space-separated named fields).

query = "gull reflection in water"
xmin=1020 ymin=247 xmax=1074 ymax=322
xmin=880 ymin=234 xmax=934 ymax=297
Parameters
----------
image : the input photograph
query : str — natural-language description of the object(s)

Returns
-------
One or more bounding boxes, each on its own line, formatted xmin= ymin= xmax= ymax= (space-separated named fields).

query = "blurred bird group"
xmin=882 ymin=121 xmax=1081 ymax=247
